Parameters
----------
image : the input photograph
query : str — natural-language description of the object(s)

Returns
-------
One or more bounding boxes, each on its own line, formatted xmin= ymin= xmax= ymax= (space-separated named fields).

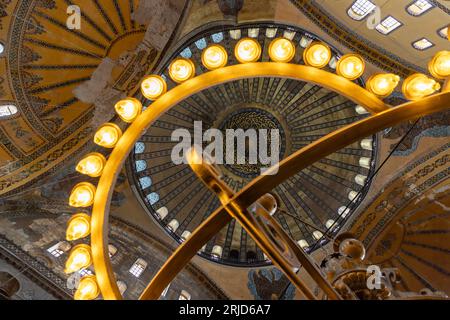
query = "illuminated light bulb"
xmin=141 ymin=75 xmax=167 ymax=100
xmin=303 ymin=42 xmax=331 ymax=68
xmin=65 ymin=244 xmax=92 ymax=274
xmin=66 ymin=213 xmax=91 ymax=241
xmin=268 ymin=38 xmax=296 ymax=63
xmin=75 ymin=152 xmax=106 ymax=177
xmin=336 ymin=54 xmax=365 ymax=80
xmin=234 ymin=38 xmax=262 ymax=63
xmin=93 ymin=123 xmax=122 ymax=148
xmin=428 ymin=51 xmax=450 ymax=79
xmin=366 ymin=73 xmax=400 ymax=97
xmin=114 ymin=98 xmax=142 ymax=123
xmin=201 ymin=45 xmax=228 ymax=70
xmin=402 ymin=73 xmax=441 ymax=100
xmin=169 ymin=58 xmax=195 ymax=83
xmin=69 ymin=182 xmax=96 ymax=208
xmin=74 ymin=275 xmax=100 ymax=300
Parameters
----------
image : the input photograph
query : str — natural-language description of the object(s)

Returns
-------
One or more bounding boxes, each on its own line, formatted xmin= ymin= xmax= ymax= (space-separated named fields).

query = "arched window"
xmin=139 ymin=176 xmax=152 ymax=189
xmin=147 ymin=192 xmax=159 ymax=205
xmin=117 ymin=281 xmax=127 ymax=295
xmin=211 ymin=32 xmax=224 ymax=43
xmin=161 ymin=284 xmax=171 ymax=297
xmin=248 ymin=28 xmax=259 ymax=38
xmin=229 ymin=249 xmax=239 ymax=261
xmin=178 ymin=290 xmax=191 ymax=300
xmin=0 ymin=104 xmax=18 ymax=118
xmin=375 ymin=16 xmax=402 ymax=35
xmin=347 ymin=0 xmax=376 ymax=21
xmin=129 ymin=258 xmax=147 ymax=278
xmin=180 ymin=47 xmax=192 ymax=59
xmin=438 ymin=26 xmax=448 ymax=39
xmin=406 ymin=0 xmax=433 ymax=16
xmin=195 ymin=38 xmax=207 ymax=50
xmin=0 ymin=272 xmax=20 ymax=299
xmin=135 ymin=160 xmax=147 ymax=172
xmin=47 ymin=241 xmax=71 ymax=258
xmin=134 ymin=142 xmax=145 ymax=154
xmin=229 ymin=29 xmax=241 ymax=40
xmin=412 ymin=38 xmax=434 ymax=50
xmin=265 ymin=28 xmax=277 ymax=38
xmin=108 ymin=244 xmax=118 ymax=258
xmin=247 ymin=251 xmax=257 ymax=262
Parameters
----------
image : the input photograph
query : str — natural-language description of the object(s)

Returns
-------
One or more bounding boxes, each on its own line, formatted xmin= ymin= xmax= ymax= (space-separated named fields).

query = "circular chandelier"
xmin=64 ymin=24 xmax=449 ymax=300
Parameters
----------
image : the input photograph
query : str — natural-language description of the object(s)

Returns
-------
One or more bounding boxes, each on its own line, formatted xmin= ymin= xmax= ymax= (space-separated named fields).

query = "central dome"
xmin=128 ymin=23 xmax=377 ymax=266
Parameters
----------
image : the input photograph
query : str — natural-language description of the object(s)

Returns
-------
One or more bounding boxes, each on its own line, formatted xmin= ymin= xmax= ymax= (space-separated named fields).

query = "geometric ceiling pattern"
xmin=129 ymin=23 xmax=378 ymax=266
xmin=349 ymin=142 xmax=450 ymax=295
xmin=0 ymin=0 xmax=163 ymax=196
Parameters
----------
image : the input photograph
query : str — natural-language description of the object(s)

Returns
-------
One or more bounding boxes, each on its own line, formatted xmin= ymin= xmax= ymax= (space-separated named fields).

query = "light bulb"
xmin=336 ymin=54 xmax=365 ymax=80
xmin=169 ymin=58 xmax=195 ymax=83
xmin=402 ymin=73 xmax=441 ymax=100
xmin=268 ymin=38 xmax=295 ymax=63
xmin=66 ymin=213 xmax=91 ymax=241
xmin=65 ymin=244 xmax=92 ymax=274
xmin=69 ymin=182 xmax=96 ymax=207
xmin=234 ymin=38 xmax=261 ymax=63
xmin=428 ymin=51 xmax=450 ymax=79
xmin=141 ymin=75 xmax=167 ymax=100
xmin=74 ymin=275 xmax=100 ymax=300
xmin=366 ymin=73 xmax=400 ymax=97
xmin=75 ymin=152 xmax=106 ymax=177
xmin=93 ymin=123 xmax=122 ymax=148
xmin=114 ymin=98 xmax=142 ymax=123
xmin=202 ymin=45 xmax=228 ymax=70
xmin=303 ymin=42 xmax=331 ymax=68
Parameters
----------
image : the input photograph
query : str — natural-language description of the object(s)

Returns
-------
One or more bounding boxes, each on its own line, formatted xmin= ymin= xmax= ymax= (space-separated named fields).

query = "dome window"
xmin=347 ymin=0 xmax=377 ymax=21
xmin=407 ymin=0 xmax=434 ymax=16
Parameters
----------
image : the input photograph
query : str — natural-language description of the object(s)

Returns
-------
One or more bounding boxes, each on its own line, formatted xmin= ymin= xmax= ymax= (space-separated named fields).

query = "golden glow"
xmin=366 ymin=73 xmax=400 ymax=97
xmin=428 ymin=51 xmax=450 ymax=79
xmin=201 ymin=45 xmax=228 ymax=70
xmin=93 ymin=123 xmax=122 ymax=148
xmin=268 ymin=38 xmax=295 ymax=63
xmin=141 ymin=75 xmax=167 ymax=100
xmin=89 ymin=62 xmax=395 ymax=300
xmin=66 ymin=213 xmax=91 ymax=241
xmin=336 ymin=54 xmax=365 ymax=80
xmin=234 ymin=38 xmax=262 ymax=63
xmin=75 ymin=152 xmax=106 ymax=178
xmin=115 ymin=98 xmax=142 ymax=123
xmin=65 ymin=244 xmax=92 ymax=274
xmin=69 ymin=182 xmax=96 ymax=207
xmin=402 ymin=73 xmax=441 ymax=100
xmin=169 ymin=58 xmax=195 ymax=83
xmin=74 ymin=275 xmax=100 ymax=300
xmin=303 ymin=42 xmax=331 ymax=68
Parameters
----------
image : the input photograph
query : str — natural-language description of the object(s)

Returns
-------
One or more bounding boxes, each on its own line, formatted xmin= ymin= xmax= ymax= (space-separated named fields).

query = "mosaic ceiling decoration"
xmin=129 ymin=23 xmax=378 ymax=266
xmin=0 ymin=0 xmax=186 ymax=197
xmin=349 ymin=142 xmax=450 ymax=295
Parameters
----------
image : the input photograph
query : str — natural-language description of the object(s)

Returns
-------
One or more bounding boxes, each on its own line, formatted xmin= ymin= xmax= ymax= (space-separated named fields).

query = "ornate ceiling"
xmin=0 ymin=0 xmax=448 ymax=300
xmin=349 ymin=142 xmax=450 ymax=294
xmin=0 ymin=0 xmax=186 ymax=197
xmin=129 ymin=23 xmax=377 ymax=266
